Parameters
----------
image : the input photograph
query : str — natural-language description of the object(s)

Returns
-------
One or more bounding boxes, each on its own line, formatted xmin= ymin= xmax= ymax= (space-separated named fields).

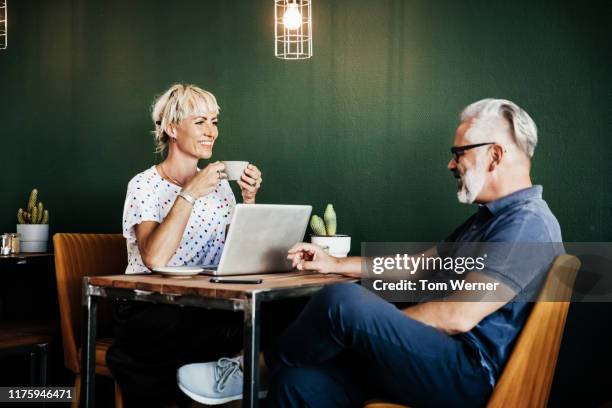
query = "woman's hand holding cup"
xmin=183 ymin=161 xmax=227 ymax=198
xmin=237 ymin=164 xmax=262 ymax=204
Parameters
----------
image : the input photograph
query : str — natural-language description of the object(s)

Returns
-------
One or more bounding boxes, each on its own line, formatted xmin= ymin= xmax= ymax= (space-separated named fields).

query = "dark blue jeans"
xmin=264 ymin=283 xmax=492 ymax=408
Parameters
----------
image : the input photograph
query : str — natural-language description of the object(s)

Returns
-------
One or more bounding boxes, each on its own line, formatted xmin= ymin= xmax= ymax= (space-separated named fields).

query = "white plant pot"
xmin=16 ymin=224 xmax=49 ymax=253
xmin=310 ymin=235 xmax=351 ymax=257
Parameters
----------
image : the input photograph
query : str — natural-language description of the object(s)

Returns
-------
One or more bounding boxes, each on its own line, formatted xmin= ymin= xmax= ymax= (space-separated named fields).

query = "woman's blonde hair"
xmin=151 ymin=83 xmax=220 ymax=155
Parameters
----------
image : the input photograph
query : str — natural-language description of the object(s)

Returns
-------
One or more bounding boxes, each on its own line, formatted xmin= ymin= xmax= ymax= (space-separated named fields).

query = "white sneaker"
xmin=177 ymin=357 xmax=266 ymax=405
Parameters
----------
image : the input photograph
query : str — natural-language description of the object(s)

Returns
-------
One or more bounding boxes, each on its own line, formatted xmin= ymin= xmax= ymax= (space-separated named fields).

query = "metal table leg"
xmin=242 ymin=294 xmax=261 ymax=408
xmin=81 ymin=285 xmax=97 ymax=408
xmin=39 ymin=343 xmax=49 ymax=386
xmin=29 ymin=350 xmax=38 ymax=385
xmin=39 ymin=343 xmax=49 ymax=408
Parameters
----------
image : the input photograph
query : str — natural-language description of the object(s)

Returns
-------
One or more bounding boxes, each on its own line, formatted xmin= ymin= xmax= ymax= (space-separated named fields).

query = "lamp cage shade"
xmin=275 ymin=0 xmax=312 ymax=60
xmin=0 ymin=0 xmax=6 ymax=50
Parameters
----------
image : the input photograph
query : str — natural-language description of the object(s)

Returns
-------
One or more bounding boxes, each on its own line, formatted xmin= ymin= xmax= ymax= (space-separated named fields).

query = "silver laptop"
xmin=201 ymin=204 xmax=312 ymax=276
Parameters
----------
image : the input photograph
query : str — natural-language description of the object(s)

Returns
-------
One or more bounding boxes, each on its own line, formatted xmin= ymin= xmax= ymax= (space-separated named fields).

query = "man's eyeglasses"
xmin=450 ymin=142 xmax=495 ymax=162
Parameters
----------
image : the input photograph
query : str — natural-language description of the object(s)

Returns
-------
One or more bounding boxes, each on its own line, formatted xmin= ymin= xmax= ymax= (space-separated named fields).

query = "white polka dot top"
xmin=122 ymin=165 xmax=236 ymax=274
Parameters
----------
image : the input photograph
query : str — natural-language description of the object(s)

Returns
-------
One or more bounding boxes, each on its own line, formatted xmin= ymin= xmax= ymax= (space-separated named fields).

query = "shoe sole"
xmin=178 ymin=383 xmax=267 ymax=406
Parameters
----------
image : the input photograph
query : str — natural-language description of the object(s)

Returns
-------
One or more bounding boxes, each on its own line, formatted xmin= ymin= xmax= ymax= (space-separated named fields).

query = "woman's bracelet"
xmin=178 ymin=190 xmax=197 ymax=206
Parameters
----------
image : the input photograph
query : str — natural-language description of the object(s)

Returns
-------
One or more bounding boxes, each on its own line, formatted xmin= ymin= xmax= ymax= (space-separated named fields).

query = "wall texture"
xmin=1 ymin=0 xmax=610 ymax=404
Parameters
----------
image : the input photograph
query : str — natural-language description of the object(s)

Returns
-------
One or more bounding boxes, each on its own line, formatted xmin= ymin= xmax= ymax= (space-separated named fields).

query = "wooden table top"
xmin=87 ymin=271 xmax=358 ymax=299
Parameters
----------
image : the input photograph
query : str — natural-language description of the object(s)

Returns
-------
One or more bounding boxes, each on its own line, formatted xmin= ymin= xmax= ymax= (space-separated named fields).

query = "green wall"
xmin=1 ymin=0 xmax=611 ymax=404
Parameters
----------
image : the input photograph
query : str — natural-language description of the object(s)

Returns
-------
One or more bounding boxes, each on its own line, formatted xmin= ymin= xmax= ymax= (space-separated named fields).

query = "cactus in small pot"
xmin=309 ymin=204 xmax=338 ymax=236
xmin=323 ymin=204 xmax=337 ymax=235
xmin=17 ymin=189 xmax=49 ymax=224
xmin=309 ymin=203 xmax=351 ymax=257
xmin=309 ymin=215 xmax=327 ymax=236
xmin=16 ymin=188 xmax=50 ymax=252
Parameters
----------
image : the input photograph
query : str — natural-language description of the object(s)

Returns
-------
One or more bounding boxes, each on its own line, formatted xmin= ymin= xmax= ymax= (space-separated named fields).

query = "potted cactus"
xmin=309 ymin=204 xmax=351 ymax=257
xmin=16 ymin=189 xmax=50 ymax=252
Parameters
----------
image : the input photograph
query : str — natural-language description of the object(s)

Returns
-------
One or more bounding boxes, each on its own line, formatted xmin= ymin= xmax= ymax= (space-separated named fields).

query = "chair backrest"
xmin=53 ymin=233 xmax=127 ymax=373
xmin=487 ymin=254 xmax=580 ymax=408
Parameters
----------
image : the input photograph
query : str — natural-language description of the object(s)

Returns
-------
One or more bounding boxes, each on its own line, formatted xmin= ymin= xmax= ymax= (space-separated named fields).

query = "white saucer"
xmin=152 ymin=266 xmax=204 ymax=278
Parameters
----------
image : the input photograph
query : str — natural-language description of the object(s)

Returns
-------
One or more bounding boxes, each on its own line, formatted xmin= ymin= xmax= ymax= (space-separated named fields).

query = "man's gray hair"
xmin=460 ymin=98 xmax=538 ymax=158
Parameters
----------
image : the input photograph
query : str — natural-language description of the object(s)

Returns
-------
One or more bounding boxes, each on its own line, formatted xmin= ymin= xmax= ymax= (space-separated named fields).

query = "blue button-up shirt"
xmin=442 ymin=185 xmax=563 ymax=386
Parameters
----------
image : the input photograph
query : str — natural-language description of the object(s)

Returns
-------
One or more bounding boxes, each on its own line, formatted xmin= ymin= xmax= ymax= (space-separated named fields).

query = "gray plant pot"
xmin=16 ymin=224 xmax=49 ymax=253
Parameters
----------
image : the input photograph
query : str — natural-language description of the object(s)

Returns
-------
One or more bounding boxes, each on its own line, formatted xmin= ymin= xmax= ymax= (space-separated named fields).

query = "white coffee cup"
xmin=221 ymin=161 xmax=249 ymax=181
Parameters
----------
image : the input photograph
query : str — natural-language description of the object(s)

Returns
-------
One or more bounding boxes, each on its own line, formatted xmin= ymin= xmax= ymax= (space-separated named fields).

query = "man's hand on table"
xmin=288 ymin=242 xmax=338 ymax=272
xmin=287 ymin=243 xmax=361 ymax=277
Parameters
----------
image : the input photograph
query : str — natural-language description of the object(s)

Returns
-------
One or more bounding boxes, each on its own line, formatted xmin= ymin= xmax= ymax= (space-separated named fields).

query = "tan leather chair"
xmin=54 ymin=233 xmax=126 ymax=408
xmin=365 ymin=254 xmax=581 ymax=408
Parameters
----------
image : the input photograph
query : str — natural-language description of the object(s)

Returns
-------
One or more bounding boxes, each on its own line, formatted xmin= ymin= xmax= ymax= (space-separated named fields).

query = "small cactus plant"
xmin=310 ymin=215 xmax=327 ymax=236
xmin=323 ymin=204 xmax=337 ymax=235
xmin=17 ymin=189 xmax=49 ymax=224
xmin=310 ymin=204 xmax=337 ymax=236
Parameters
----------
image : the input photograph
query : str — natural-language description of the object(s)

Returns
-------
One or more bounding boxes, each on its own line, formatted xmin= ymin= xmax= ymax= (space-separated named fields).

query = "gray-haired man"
xmin=178 ymin=99 xmax=563 ymax=408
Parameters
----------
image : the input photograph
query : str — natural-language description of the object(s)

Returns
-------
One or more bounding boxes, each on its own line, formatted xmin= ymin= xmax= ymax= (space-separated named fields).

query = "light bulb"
xmin=283 ymin=3 xmax=302 ymax=30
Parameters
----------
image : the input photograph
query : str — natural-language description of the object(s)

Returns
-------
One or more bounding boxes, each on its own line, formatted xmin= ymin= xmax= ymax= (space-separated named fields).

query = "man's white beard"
xmin=457 ymin=162 xmax=486 ymax=204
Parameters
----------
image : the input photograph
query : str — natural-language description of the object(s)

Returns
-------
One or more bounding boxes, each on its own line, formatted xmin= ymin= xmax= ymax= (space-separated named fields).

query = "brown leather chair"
xmin=364 ymin=254 xmax=581 ymax=408
xmin=54 ymin=233 xmax=126 ymax=408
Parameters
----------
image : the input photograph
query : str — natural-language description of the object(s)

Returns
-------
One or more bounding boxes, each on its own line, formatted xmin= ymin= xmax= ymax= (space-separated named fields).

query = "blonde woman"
xmin=126 ymin=83 xmax=262 ymax=273
xmin=107 ymin=83 xmax=263 ymax=407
